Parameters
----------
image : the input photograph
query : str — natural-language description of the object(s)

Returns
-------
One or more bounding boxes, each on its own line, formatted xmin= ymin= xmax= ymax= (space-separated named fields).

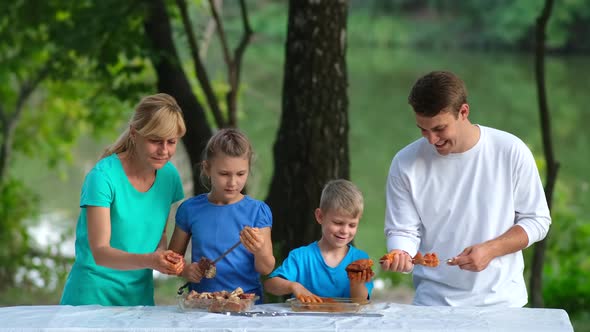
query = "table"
xmin=0 ymin=302 xmax=573 ymax=332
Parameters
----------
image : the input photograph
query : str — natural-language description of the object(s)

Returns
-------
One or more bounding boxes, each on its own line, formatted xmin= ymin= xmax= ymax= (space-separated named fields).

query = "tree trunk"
xmin=143 ymin=0 xmax=212 ymax=195
xmin=530 ymin=0 xmax=559 ymax=308
xmin=266 ymin=0 xmax=350 ymax=260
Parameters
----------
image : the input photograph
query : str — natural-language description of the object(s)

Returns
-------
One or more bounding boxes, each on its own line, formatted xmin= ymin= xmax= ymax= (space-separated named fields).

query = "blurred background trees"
xmin=1 ymin=0 xmax=588 ymax=329
xmin=266 ymin=0 xmax=351 ymax=266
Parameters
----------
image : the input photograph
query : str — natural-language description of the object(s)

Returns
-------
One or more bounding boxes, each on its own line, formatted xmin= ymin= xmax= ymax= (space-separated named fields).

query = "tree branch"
xmin=530 ymin=0 xmax=558 ymax=309
xmin=207 ymin=0 xmax=252 ymax=127
xmin=0 ymin=62 xmax=51 ymax=181
xmin=0 ymin=103 xmax=6 ymax=126
xmin=199 ymin=0 xmax=222 ymax=59
xmin=208 ymin=0 xmax=232 ymax=68
xmin=227 ymin=0 xmax=253 ymax=126
xmin=208 ymin=0 xmax=239 ymax=127
xmin=175 ymin=0 xmax=225 ymax=128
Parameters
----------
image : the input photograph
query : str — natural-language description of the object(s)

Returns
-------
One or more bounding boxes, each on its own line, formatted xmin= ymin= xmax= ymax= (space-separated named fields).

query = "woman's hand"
xmin=164 ymin=251 xmax=185 ymax=275
xmin=152 ymin=250 xmax=185 ymax=275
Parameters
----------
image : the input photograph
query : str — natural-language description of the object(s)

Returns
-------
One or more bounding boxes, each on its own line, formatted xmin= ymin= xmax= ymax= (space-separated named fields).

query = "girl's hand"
xmin=181 ymin=262 xmax=205 ymax=283
xmin=152 ymin=250 xmax=185 ymax=275
xmin=240 ymin=226 xmax=264 ymax=254
xmin=243 ymin=226 xmax=275 ymax=275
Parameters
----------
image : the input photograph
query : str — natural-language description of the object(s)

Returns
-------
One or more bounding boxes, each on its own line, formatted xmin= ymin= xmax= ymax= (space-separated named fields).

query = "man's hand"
xmin=447 ymin=243 xmax=494 ymax=272
xmin=380 ymin=249 xmax=414 ymax=273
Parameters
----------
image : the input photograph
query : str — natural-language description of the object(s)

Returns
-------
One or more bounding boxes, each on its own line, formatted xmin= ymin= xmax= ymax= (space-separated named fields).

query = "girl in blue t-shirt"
xmin=169 ymin=128 xmax=275 ymax=302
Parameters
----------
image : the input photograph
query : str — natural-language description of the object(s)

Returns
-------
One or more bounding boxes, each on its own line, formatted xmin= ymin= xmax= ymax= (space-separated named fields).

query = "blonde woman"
xmin=61 ymin=93 xmax=186 ymax=306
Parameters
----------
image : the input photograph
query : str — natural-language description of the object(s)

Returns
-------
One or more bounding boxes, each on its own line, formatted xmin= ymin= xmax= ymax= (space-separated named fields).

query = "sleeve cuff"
xmin=515 ymin=217 xmax=550 ymax=248
xmin=386 ymin=234 xmax=419 ymax=257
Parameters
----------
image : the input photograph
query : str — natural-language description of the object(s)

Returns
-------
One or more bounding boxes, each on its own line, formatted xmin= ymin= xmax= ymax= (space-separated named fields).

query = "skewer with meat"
xmin=380 ymin=251 xmax=440 ymax=267
xmin=197 ymin=257 xmax=217 ymax=278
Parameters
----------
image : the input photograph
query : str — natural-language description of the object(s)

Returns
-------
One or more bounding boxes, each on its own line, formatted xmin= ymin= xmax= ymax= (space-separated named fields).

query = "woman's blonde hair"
xmin=100 ymin=93 xmax=186 ymax=159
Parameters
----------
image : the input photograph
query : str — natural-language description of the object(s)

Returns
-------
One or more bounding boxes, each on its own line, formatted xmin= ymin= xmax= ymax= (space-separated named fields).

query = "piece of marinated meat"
xmin=345 ymin=259 xmax=375 ymax=281
xmin=345 ymin=259 xmax=374 ymax=272
xmin=197 ymin=257 xmax=217 ymax=278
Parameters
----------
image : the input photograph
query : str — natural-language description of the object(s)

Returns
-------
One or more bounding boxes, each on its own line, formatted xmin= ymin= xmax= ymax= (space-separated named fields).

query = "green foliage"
xmin=0 ymin=178 xmax=74 ymax=295
xmin=11 ymin=81 xmax=124 ymax=174
xmin=571 ymin=311 xmax=590 ymax=332
xmin=1 ymin=0 xmax=155 ymax=94
xmin=245 ymin=1 xmax=287 ymax=42
xmin=0 ymin=179 xmax=38 ymax=290
xmin=0 ymin=3 xmax=588 ymax=323
xmin=347 ymin=0 xmax=590 ymax=51
xmin=0 ymin=0 xmax=148 ymax=295
xmin=349 ymin=13 xmax=412 ymax=48
xmin=1 ymin=0 xmax=152 ymax=178
xmin=542 ymin=181 xmax=590 ymax=314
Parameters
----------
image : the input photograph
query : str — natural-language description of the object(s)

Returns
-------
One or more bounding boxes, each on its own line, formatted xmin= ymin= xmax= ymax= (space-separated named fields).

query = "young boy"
xmin=264 ymin=179 xmax=374 ymax=300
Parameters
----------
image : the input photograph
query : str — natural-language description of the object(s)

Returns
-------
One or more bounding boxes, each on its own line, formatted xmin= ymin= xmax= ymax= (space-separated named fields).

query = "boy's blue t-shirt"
xmin=269 ymin=241 xmax=374 ymax=298
xmin=60 ymin=154 xmax=184 ymax=306
xmin=175 ymin=194 xmax=272 ymax=303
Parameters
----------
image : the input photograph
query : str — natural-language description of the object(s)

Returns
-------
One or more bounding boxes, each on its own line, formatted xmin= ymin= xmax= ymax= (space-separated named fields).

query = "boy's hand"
xmin=291 ymin=283 xmax=323 ymax=303
xmin=346 ymin=258 xmax=374 ymax=283
xmin=348 ymin=271 xmax=371 ymax=301
xmin=348 ymin=269 xmax=374 ymax=283
xmin=296 ymin=293 xmax=324 ymax=303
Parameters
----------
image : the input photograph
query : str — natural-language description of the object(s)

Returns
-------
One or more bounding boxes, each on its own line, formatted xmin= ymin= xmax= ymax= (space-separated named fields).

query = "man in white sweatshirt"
xmin=380 ymin=71 xmax=551 ymax=307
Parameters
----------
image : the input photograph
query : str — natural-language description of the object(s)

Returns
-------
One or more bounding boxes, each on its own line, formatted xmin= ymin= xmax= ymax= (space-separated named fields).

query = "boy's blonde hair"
xmin=319 ymin=179 xmax=364 ymax=218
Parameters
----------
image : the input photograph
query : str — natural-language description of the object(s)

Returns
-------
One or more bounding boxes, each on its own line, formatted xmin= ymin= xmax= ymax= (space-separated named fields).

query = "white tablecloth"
xmin=0 ymin=302 xmax=573 ymax=332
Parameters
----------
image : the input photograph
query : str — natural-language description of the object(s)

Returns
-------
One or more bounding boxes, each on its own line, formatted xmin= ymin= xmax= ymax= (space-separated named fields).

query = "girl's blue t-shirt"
xmin=175 ymin=194 xmax=272 ymax=302
xmin=60 ymin=154 xmax=184 ymax=306
xmin=269 ymin=241 xmax=374 ymax=298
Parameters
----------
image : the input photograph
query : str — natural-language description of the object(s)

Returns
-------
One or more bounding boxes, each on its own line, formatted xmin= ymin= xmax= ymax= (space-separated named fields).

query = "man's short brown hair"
xmin=408 ymin=71 xmax=467 ymax=117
